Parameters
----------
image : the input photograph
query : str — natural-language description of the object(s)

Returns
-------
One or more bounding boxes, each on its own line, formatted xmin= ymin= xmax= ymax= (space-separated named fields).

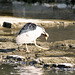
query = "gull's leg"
xmin=25 ymin=44 xmax=30 ymax=52
xmin=17 ymin=44 xmax=22 ymax=51
xmin=34 ymin=40 xmax=49 ymax=50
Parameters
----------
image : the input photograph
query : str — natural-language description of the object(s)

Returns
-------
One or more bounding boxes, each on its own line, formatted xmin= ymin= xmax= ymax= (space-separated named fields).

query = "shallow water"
xmin=49 ymin=25 xmax=75 ymax=42
xmin=0 ymin=64 xmax=75 ymax=75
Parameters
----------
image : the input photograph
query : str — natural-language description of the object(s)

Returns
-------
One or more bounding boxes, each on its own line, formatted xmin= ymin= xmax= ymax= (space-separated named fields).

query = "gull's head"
xmin=42 ymin=28 xmax=49 ymax=40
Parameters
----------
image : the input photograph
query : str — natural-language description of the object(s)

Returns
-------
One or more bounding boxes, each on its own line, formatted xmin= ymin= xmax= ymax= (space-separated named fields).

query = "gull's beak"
xmin=44 ymin=32 xmax=49 ymax=40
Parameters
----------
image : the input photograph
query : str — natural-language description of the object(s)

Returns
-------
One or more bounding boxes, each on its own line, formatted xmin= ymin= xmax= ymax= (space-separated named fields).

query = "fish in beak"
xmin=42 ymin=28 xmax=49 ymax=40
xmin=44 ymin=32 xmax=49 ymax=40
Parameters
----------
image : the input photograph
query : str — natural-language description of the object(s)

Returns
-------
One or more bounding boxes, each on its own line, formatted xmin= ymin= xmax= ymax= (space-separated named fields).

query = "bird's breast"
xmin=16 ymin=30 xmax=41 ymax=45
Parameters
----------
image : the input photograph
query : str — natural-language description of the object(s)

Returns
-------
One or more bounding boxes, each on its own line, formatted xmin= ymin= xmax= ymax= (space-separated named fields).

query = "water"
xmin=0 ymin=64 xmax=75 ymax=75
xmin=44 ymin=69 xmax=75 ymax=75
xmin=0 ymin=2 xmax=75 ymax=20
xmin=0 ymin=64 xmax=43 ymax=75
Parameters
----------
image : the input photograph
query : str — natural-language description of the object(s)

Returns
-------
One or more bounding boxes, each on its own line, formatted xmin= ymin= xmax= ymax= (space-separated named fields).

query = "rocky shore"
xmin=0 ymin=16 xmax=75 ymax=68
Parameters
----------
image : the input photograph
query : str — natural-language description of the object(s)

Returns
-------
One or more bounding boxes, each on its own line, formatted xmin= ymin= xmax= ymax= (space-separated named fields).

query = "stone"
xmin=2 ymin=22 xmax=12 ymax=28
xmin=58 ymin=63 xmax=74 ymax=68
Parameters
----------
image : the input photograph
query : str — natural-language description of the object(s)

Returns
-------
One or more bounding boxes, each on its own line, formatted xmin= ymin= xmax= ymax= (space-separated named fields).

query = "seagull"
xmin=16 ymin=23 xmax=49 ymax=52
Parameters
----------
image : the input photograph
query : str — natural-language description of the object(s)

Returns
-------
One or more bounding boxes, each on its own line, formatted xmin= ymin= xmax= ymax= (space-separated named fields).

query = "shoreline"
xmin=0 ymin=16 xmax=75 ymax=28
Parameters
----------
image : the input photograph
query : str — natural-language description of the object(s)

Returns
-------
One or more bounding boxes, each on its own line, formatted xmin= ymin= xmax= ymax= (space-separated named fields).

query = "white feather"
xmin=16 ymin=26 xmax=43 ymax=45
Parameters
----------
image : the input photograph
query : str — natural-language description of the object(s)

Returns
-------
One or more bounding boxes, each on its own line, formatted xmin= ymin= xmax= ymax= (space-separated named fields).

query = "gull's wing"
xmin=18 ymin=23 xmax=36 ymax=35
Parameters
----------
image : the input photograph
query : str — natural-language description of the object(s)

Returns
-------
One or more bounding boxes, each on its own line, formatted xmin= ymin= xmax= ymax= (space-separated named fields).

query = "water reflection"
xmin=0 ymin=64 xmax=75 ymax=75
xmin=0 ymin=64 xmax=43 ymax=75
xmin=0 ymin=64 xmax=17 ymax=75
xmin=0 ymin=1 xmax=75 ymax=20
xmin=15 ymin=65 xmax=43 ymax=75
xmin=12 ymin=1 xmax=25 ymax=17
xmin=44 ymin=68 xmax=75 ymax=75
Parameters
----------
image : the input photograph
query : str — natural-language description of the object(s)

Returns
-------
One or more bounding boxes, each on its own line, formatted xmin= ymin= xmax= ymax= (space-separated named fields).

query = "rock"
xmin=43 ymin=64 xmax=50 ymax=68
xmin=51 ymin=64 xmax=57 ymax=68
xmin=43 ymin=63 xmax=74 ymax=69
xmin=2 ymin=22 xmax=12 ymax=28
xmin=29 ymin=60 xmax=37 ymax=65
xmin=0 ymin=55 xmax=26 ymax=65
xmin=6 ymin=55 xmax=25 ymax=61
xmin=29 ymin=59 xmax=44 ymax=66
xmin=69 ymin=44 xmax=73 ymax=48
xmin=58 ymin=63 xmax=74 ymax=68
xmin=43 ymin=63 xmax=58 ymax=68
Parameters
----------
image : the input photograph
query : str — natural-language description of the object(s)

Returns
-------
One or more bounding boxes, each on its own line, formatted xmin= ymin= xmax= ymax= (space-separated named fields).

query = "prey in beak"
xmin=42 ymin=29 xmax=49 ymax=40
xmin=44 ymin=32 xmax=49 ymax=40
xmin=42 ymin=28 xmax=49 ymax=40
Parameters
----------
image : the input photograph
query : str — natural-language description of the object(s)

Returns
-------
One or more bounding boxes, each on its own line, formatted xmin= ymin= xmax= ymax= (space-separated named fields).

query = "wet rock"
xmin=43 ymin=63 xmax=74 ymax=69
xmin=2 ymin=22 xmax=12 ymax=28
xmin=69 ymin=44 xmax=73 ymax=48
xmin=58 ymin=64 xmax=68 ymax=68
xmin=29 ymin=59 xmax=44 ymax=66
xmin=43 ymin=64 xmax=50 ymax=68
xmin=29 ymin=60 xmax=37 ymax=65
xmin=6 ymin=55 xmax=25 ymax=61
xmin=51 ymin=64 xmax=57 ymax=68
xmin=69 ymin=44 xmax=75 ymax=49
xmin=57 ymin=63 xmax=74 ymax=68
xmin=0 ymin=55 xmax=27 ymax=65
xmin=43 ymin=63 xmax=58 ymax=68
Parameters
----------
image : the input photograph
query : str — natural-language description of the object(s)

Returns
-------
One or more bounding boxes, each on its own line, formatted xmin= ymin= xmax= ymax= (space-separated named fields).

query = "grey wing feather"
xmin=18 ymin=23 xmax=36 ymax=35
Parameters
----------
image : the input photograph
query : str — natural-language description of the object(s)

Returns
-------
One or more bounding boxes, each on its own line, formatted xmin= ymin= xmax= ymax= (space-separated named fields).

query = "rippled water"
xmin=0 ymin=64 xmax=75 ymax=75
xmin=0 ymin=64 xmax=43 ymax=75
